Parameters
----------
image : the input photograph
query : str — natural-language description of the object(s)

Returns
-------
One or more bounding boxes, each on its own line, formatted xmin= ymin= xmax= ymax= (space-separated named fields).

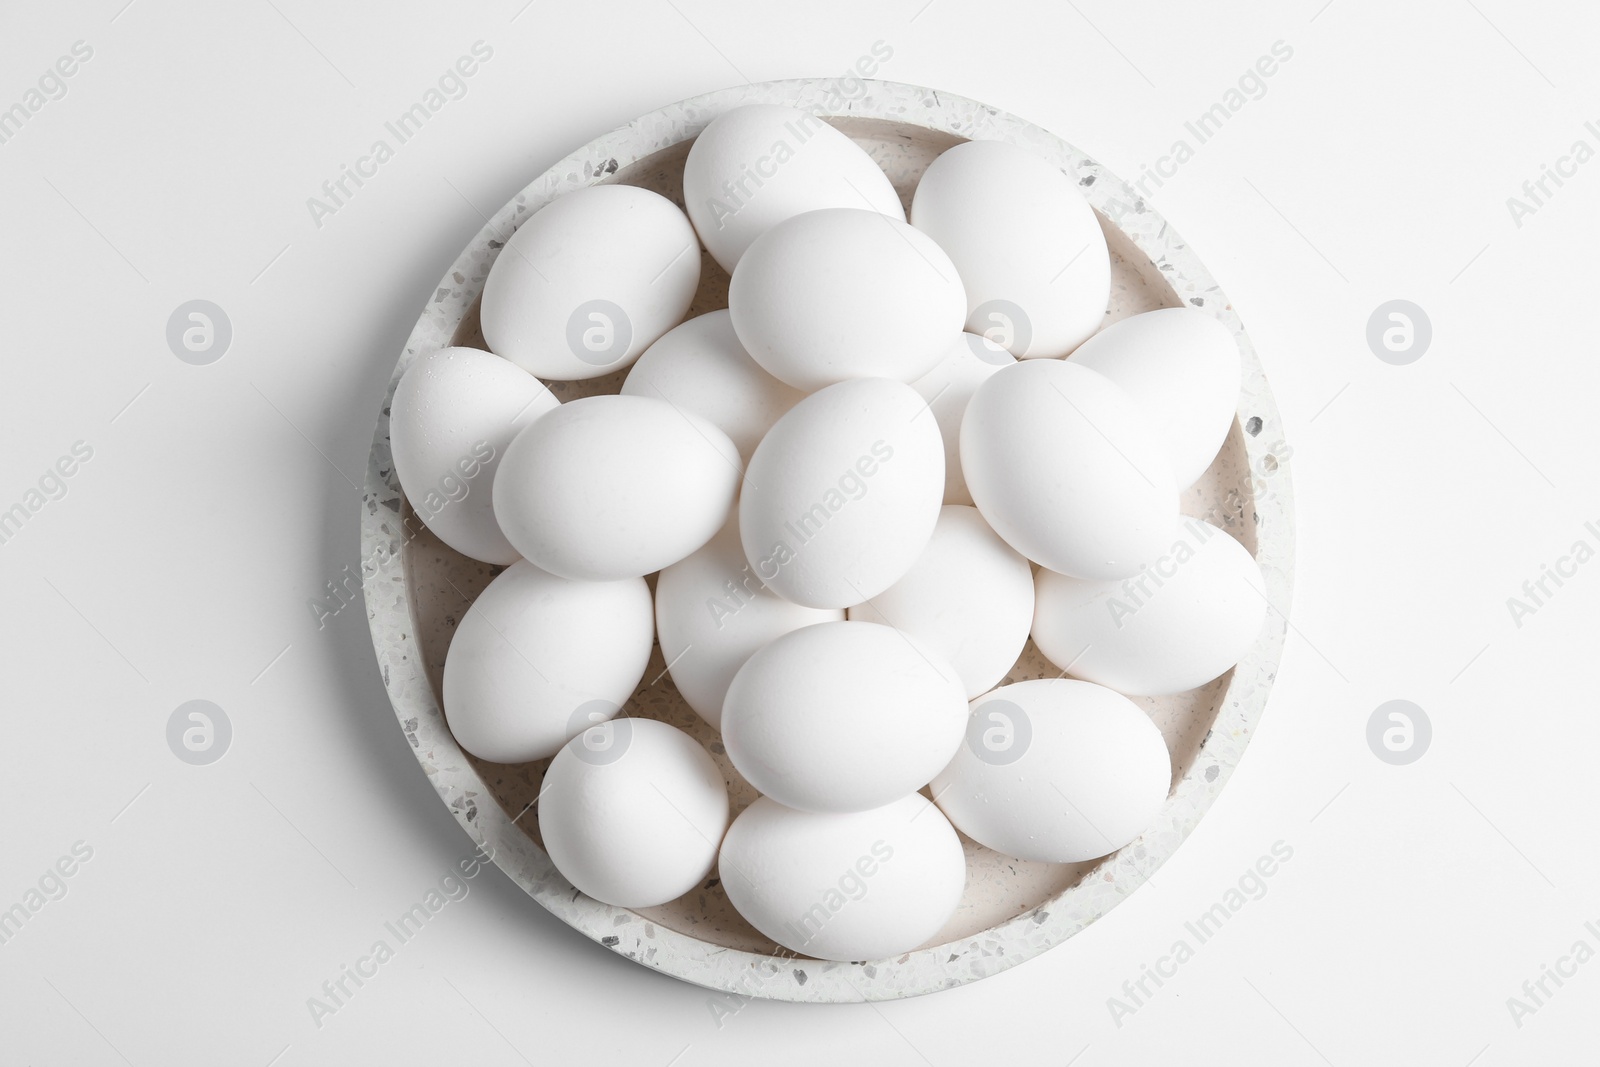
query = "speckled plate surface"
xmin=360 ymin=78 xmax=1294 ymax=1002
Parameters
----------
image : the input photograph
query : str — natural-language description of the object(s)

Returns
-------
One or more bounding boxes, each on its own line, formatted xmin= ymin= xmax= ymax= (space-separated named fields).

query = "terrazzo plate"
xmin=360 ymin=78 xmax=1295 ymax=1003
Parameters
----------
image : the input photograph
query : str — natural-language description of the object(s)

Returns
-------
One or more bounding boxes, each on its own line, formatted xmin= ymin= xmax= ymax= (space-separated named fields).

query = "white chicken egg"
xmin=907 ymin=332 xmax=1015 ymax=506
xmin=442 ymin=560 xmax=653 ymax=763
xmin=1032 ymin=518 xmax=1267 ymax=696
xmin=493 ymin=394 xmax=742 ymax=581
xmin=721 ymin=620 xmax=966 ymax=814
xmin=539 ymin=718 xmax=729 ymax=909
xmin=655 ymin=516 xmax=842 ymax=729
xmin=683 ymin=103 xmax=905 ymax=273
xmin=910 ymin=139 xmax=1110 ymax=358
xmin=961 ymin=359 xmax=1176 ymax=580
xmin=718 ymin=793 xmax=965 ymax=961
xmin=729 ymin=208 xmax=966 ymax=391
xmin=620 ymin=309 xmax=806 ymax=462
xmin=931 ymin=679 xmax=1171 ymax=863
xmin=739 ymin=377 xmax=945 ymax=609
xmin=1069 ymin=308 xmax=1242 ymax=489
xmin=479 ymin=184 xmax=700 ymax=380
xmin=849 ymin=505 xmax=1033 ymax=699
xmin=390 ymin=346 xmax=559 ymax=564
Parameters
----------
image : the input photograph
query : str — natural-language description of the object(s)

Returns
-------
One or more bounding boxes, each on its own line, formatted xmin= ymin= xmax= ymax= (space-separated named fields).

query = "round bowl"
xmin=360 ymin=78 xmax=1294 ymax=1003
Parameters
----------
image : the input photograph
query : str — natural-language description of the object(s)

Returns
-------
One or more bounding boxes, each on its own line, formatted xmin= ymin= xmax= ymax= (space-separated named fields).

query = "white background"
xmin=2 ymin=0 xmax=1596 ymax=1063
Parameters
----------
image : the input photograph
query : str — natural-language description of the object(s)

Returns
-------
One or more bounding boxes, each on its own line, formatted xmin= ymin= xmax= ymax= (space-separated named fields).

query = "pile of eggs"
xmin=390 ymin=103 xmax=1267 ymax=963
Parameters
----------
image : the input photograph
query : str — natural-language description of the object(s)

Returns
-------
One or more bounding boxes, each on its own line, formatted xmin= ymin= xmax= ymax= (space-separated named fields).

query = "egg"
xmin=493 ymin=394 xmax=742 ymax=581
xmin=479 ymin=184 xmax=701 ymax=380
xmin=848 ymin=505 xmax=1033 ymax=699
xmin=683 ymin=103 xmax=905 ymax=273
xmin=718 ymin=794 xmax=964 ymax=961
xmin=931 ymin=679 xmax=1171 ymax=863
xmin=1069 ymin=308 xmax=1242 ymax=489
xmin=910 ymin=139 xmax=1110 ymax=358
xmin=961 ymin=359 xmax=1176 ymax=580
xmin=538 ymin=718 xmax=729 ymax=908
xmin=390 ymin=346 xmax=559 ymax=564
xmin=655 ymin=516 xmax=842 ymax=728
xmin=1032 ymin=518 xmax=1267 ymax=695
xmin=739 ymin=377 xmax=945 ymax=608
xmin=729 ymin=208 xmax=966 ymax=391
xmin=620 ymin=309 xmax=806 ymax=462
xmin=442 ymin=560 xmax=653 ymax=763
xmin=721 ymin=621 xmax=966 ymax=813
xmin=908 ymin=332 xmax=1016 ymax=505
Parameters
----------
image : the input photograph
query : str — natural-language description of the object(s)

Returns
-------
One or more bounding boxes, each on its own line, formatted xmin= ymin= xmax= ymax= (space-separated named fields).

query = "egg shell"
xmin=1032 ymin=518 xmax=1267 ymax=696
xmin=931 ymin=679 xmax=1171 ymax=863
xmin=961 ymin=359 xmax=1177 ymax=580
xmin=390 ymin=347 xmax=559 ymax=564
xmin=479 ymin=184 xmax=700 ymax=380
xmin=849 ymin=505 xmax=1033 ymax=699
xmin=910 ymin=139 xmax=1110 ymax=358
xmin=722 ymin=620 xmax=966 ymax=813
xmin=718 ymin=794 xmax=965 ymax=961
xmin=683 ymin=103 xmax=905 ymax=273
xmin=1069 ymin=308 xmax=1242 ymax=489
xmin=493 ymin=394 xmax=742 ymax=581
xmin=729 ymin=208 xmax=967 ymax=391
xmin=908 ymin=332 xmax=1016 ymax=505
xmin=739 ymin=377 xmax=945 ymax=608
xmin=655 ymin=516 xmax=842 ymax=729
xmin=620 ymin=309 xmax=806 ymax=462
xmin=538 ymin=718 xmax=729 ymax=909
xmin=442 ymin=560 xmax=653 ymax=763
